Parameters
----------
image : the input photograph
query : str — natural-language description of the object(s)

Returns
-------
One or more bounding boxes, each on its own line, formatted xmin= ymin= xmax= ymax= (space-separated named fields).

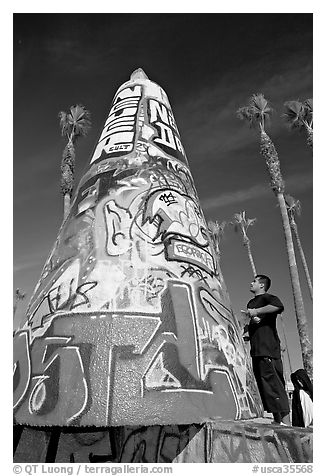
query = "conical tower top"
xmin=130 ymin=68 xmax=148 ymax=80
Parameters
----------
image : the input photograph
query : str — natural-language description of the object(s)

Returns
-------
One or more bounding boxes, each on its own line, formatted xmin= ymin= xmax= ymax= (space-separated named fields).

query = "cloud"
xmin=13 ymin=248 xmax=49 ymax=274
xmin=177 ymin=55 xmax=312 ymax=161
xmin=13 ymin=260 xmax=42 ymax=273
xmin=201 ymin=172 xmax=313 ymax=211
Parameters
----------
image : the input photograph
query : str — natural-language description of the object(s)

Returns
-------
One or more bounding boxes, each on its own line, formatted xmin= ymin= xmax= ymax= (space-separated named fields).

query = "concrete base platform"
xmin=14 ymin=420 xmax=313 ymax=463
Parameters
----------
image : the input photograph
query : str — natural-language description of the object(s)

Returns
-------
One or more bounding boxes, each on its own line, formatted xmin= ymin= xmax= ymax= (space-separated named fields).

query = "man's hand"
xmin=242 ymin=308 xmax=261 ymax=323
xmin=251 ymin=316 xmax=261 ymax=324
xmin=246 ymin=308 xmax=257 ymax=318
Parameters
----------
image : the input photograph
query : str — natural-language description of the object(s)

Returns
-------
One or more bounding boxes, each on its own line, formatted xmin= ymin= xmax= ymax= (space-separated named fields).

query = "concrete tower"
xmin=14 ymin=69 xmax=262 ymax=430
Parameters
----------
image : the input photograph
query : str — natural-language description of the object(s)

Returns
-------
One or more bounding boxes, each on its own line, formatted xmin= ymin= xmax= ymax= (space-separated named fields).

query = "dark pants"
xmin=252 ymin=357 xmax=289 ymax=413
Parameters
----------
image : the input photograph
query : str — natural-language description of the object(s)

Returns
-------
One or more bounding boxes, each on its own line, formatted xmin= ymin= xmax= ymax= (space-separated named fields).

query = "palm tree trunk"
xmin=63 ymin=193 xmax=71 ymax=221
xmin=277 ymin=192 xmax=313 ymax=379
xmin=280 ymin=314 xmax=293 ymax=375
xmin=306 ymin=127 xmax=313 ymax=149
xmin=259 ymin=128 xmax=313 ymax=378
xmin=291 ymin=220 xmax=313 ymax=300
xmin=61 ymin=139 xmax=75 ymax=220
xmin=215 ymin=250 xmax=231 ymax=307
xmin=243 ymin=237 xmax=257 ymax=276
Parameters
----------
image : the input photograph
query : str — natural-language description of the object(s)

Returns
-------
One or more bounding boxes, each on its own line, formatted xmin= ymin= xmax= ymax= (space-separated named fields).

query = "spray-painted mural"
xmin=13 ymin=69 xmax=263 ymax=426
xmin=14 ymin=423 xmax=313 ymax=463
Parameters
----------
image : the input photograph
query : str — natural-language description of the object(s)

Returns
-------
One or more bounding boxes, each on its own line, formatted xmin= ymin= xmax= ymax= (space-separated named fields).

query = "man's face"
xmin=250 ymin=277 xmax=264 ymax=293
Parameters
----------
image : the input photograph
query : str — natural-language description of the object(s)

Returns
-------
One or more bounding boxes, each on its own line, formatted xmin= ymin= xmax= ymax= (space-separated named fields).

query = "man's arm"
xmin=247 ymin=304 xmax=282 ymax=318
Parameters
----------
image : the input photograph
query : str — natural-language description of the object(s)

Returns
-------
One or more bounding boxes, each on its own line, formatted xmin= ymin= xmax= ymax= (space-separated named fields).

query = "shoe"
xmin=271 ymin=421 xmax=288 ymax=426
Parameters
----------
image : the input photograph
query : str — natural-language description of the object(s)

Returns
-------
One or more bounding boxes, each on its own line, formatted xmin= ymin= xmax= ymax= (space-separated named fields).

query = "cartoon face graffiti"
xmin=139 ymin=188 xmax=215 ymax=276
xmin=142 ymin=188 xmax=208 ymax=247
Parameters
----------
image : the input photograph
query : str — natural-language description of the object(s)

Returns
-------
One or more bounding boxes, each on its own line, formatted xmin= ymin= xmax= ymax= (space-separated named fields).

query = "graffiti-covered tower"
xmin=14 ymin=69 xmax=262 ymax=430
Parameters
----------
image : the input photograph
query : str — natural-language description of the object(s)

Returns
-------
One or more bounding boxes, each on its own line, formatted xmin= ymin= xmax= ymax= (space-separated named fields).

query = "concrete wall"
xmin=13 ymin=69 xmax=263 ymax=427
xmin=14 ymin=422 xmax=313 ymax=463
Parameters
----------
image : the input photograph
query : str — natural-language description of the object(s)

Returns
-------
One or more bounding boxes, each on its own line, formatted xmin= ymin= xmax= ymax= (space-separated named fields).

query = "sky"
xmin=13 ymin=12 xmax=313 ymax=381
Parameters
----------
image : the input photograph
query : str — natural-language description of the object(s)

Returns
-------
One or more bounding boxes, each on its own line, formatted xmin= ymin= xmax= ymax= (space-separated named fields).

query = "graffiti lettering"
xmin=138 ymin=274 xmax=165 ymax=302
xmin=13 ymin=423 xmax=313 ymax=463
xmin=105 ymin=200 xmax=132 ymax=256
xmin=142 ymin=281 xmax=201 ymax=393
xmin=77 ymin=178 xmax=100 ymax=215
xmin=48 ymin=281 xmax=97 ymax=313
xmin=73 ymin=282 xmax=98 ymax=309
xmin=29 ymin=280 xmax=98 ymax=329
xmin=13 ymin=332 xmax=31 ymax=409
xmin=158 ymin=192 xmax=177 ymax=206
xmin=90 ymin=86 xmax=142 ymax=163
xmin=167 ymin=238 xmax=215 ymax=275
xmin=154 ymin=122 xmax=176 ymax=149
xmin=147 ymin=99 xmax=185 ymax=160
xmin=14 ymin=280 xmax=258 ymax=425
xmin=180 ymin=265 xmax=209 ymax=284
xmin=199 ymin=288 xmax=234 ymax=325
xmin=148 ymin=100 xmax=170 ymax=127
xmin=13 ymin=332 xmax=89 ymax=423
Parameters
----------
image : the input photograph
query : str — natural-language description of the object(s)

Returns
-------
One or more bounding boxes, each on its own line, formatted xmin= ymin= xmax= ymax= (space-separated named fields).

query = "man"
xmin=244 ymin=274 xmax=290 ymax=425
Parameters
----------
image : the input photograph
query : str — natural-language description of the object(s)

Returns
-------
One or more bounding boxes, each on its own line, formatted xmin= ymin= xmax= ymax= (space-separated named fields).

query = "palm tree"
xmin=207 ymin=219 xmax=240 ymax=331
xmin=231 ymin=211 xmax=257 ymax=277
xmin=285 ymin=194 xmax=313 ymax=300
xmin=59 ymin=104 xmax=91 ymax=220
xmin=207 ymin=219 xmax=229 ymax=289
xmin=207 ymin=219 xmax=227 ymax=260
xmin=13 ymin=288 xmax=26 ymax=319
xmin=237 ymin=93 xmax=313 ymax=379
xmin=283 ymin=99 xmax=313 ymax=149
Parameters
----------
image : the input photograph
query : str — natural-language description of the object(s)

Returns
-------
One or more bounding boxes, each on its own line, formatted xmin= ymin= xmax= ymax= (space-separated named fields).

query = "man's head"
xmin=250 ymin=274 xmax=271 ymax=294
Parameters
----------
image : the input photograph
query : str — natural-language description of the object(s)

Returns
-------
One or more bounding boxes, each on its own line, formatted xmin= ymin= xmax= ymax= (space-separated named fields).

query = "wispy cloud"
xmin=178 ymin=55 xmax=312 ymax=161
xmin=201 ymin=171 xmax=313 ymax=211
xmin=13 ymin=248 xmax=49 ymax=274
xmin=13 ymin=260 xmax=43 ymax=274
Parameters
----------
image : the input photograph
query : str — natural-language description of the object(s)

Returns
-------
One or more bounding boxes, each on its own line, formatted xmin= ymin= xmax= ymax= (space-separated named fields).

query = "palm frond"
xmin=58 ymin=111 xmax=69 ymax=136
xmin=237 ymin=93 xmax=272 ymax=130
xmin=59 ymin=104 xmax=92 ymax=140
xmin=207 ymin=220 xmax=216 ymax=235
xmin=247 ymin=218 xmax=257 ymax=227
xmin=250 ymin=93 xmax=273 ymax=117
xmin=285 ymin=194 xmax=301 ymax=216
xmin=233 ymin=211 xmax=245 ymax=223
xmin=283 ymin=100 xmax=305 ymax=130
xmin=303 ymin=98 xmax=313 ymax=124
xmin=69 ymin=104 xmax=92 ymax=138
xmin=304 ymin=98 xmax=313 ymax=112
xmin=207 ymin=220 xmax=226 ymax=239
xmin=232 ymin=211 xmax=257 ymax=233
xmin=15 ymin=289 xmax=26 ymax=300
xmin=236 ymin=106 xmax=256 ymax=127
